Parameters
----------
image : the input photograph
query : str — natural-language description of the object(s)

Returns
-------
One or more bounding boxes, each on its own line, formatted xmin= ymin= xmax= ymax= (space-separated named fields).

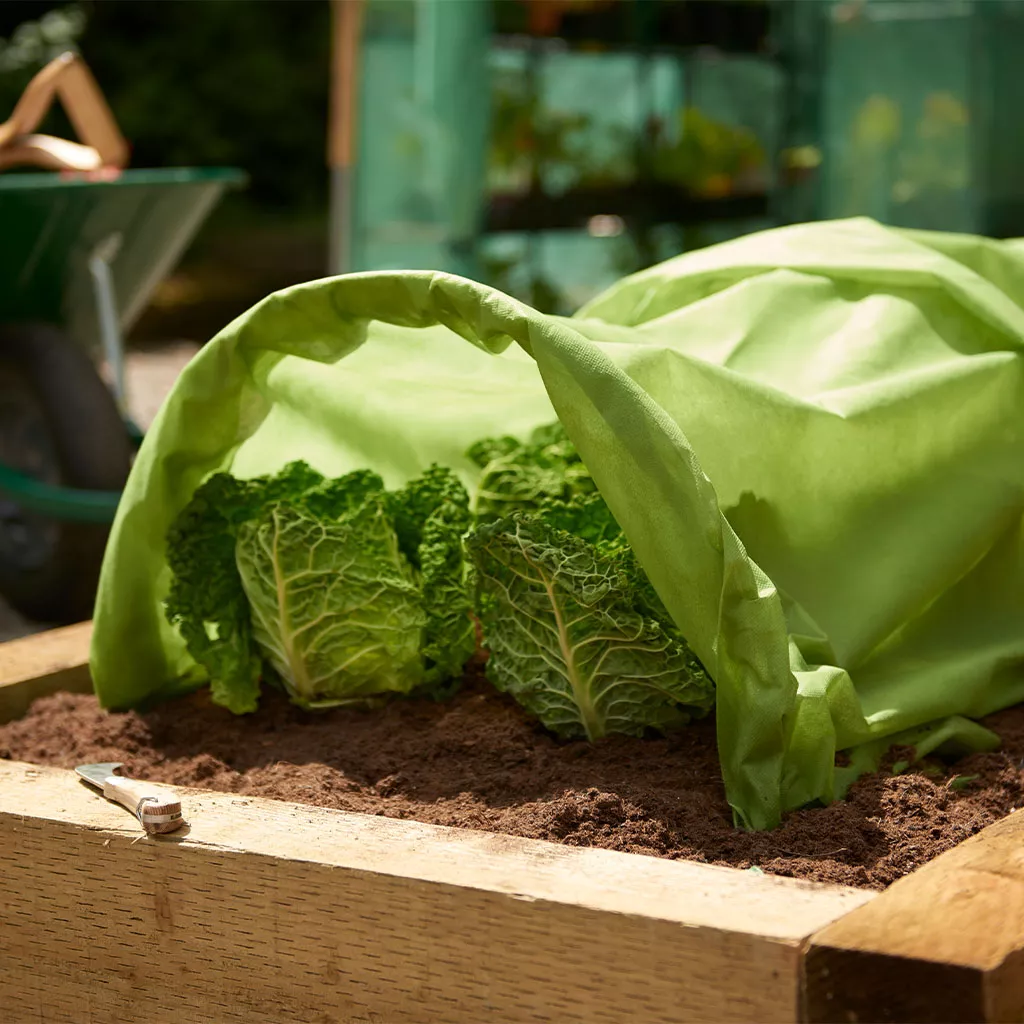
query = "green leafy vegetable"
xmin=166 ymin=420 xmax=712 ymax=744
xmin=466 ymin=511 xmax=713 ymax=740
xmin=165 ymin=462 xmax=474 ymax=712
xmin=235 ymin=490 xmax=425 ymax=709
xmin=387 ymin=465 xmax=475 ymax=690
xmin=464 ymin=422 xmax=713 ymax=740
xmin=165 ymin=462 xmax=324 ymax=713
xmin=467 ymin=422 xmax=596 ymax=521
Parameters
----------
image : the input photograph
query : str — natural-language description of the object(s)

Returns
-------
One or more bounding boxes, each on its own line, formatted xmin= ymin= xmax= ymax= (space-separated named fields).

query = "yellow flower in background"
xmin=918 ymin=91 xmax=969 ymax=140
xmin=852 ymin=95 xmax=901 ymax=148
xmin=924 ymin=91 xmax=969 ymax=126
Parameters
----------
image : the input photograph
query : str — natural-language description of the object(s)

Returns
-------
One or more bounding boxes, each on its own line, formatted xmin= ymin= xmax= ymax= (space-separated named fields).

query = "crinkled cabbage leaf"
xmin=465 ymin=425 xmax=713 ymax=739
xmin=466 ymin=510 xmax=714 ymax=740
xmin=467 ymin=422 xmax=596 ymax=521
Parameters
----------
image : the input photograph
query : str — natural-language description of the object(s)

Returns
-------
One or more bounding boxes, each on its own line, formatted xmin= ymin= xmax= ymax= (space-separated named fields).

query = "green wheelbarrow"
xmin=0 ymin=56 xmax=245 ymax=622
xmin=0 ymin=52 xmax=246 ymax=623
xmin=0 ymin=166 xmax=245 ymax=623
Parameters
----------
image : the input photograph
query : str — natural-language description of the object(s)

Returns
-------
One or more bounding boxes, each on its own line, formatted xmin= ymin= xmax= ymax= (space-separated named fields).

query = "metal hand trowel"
xmin=75 ymin=762 xmax=185 ymax=835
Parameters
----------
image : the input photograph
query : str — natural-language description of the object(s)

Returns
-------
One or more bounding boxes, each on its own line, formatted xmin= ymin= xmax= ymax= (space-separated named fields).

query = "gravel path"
xmin=0 ymin=342 xmax=198 ymax=641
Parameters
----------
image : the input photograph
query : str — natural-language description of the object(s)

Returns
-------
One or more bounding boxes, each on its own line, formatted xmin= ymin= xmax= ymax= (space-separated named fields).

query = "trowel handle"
xmin=102 ymin=775 xmax=185 ymax=834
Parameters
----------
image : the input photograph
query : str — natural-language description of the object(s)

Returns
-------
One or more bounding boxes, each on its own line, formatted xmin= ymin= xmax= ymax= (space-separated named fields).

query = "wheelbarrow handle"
xmin=0 ymin=462 xmax=121 ymax=525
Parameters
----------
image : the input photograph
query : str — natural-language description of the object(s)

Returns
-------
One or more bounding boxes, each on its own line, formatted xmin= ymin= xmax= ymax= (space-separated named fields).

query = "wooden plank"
xmin=0 ymin=621 xmax=93 ymax=723
xmin=0 ymin=52 xmax=74 ymax=146
xmin=0 ymin=133 xmax=104 ymax=172
xmin=804 ymin=808 xmax=1024 ymax=1022
xmin=0 ymin=760 xmax=872 ymax=1024
xmin=55 ymin=54 xmax=130 ymax=168
xmin=328 ymin=0 xmax=363 ymax=171
xmin=327 ymin=0 xmax=362 ymax=275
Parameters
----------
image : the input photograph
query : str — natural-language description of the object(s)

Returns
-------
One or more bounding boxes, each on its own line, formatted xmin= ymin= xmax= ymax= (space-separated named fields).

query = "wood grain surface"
xmin=0 ymin=759 xmax=871 ymax=1023
xmin=0 ymin=620 xmax=92 ymax=723
xmin=805 ymin=807 xmax=1024 ymax=1022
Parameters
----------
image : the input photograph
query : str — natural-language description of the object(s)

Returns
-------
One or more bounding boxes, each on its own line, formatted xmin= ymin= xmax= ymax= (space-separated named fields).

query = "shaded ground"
xmin=2 ymin=662 xmax=1021 ymax=890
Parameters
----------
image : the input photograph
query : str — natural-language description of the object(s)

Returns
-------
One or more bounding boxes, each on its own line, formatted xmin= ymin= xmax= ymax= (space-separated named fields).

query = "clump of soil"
xmin=2 ymin=665 xmax=1022 ymax=890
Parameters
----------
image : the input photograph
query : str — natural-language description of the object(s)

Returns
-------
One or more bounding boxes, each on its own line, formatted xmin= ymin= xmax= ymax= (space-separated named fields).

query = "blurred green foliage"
xmin=0 ymin=3 xmax=84 ymax=73
xmin=651 ymin=107 xmax=766 ymax=196
xmin=489 ymin=77 xmax=592 ymax=194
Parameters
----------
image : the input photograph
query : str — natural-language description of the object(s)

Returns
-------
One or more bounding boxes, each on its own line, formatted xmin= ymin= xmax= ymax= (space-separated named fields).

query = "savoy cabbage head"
xmin=165 ymin=462 xmax=474 ymax=712
xmin=465 ymin=427 xmax=714 ymax=739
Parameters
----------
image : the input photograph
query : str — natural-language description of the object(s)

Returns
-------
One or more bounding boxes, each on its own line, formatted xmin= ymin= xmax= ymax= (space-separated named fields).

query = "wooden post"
xmin=804 ymin=807 xmax=1024 ymax=1022
xmin=328 ymin=0 xmax=363 ymax=276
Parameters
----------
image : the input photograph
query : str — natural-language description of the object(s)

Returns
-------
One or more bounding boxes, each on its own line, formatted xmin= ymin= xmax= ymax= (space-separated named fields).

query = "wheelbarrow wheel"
xmin=0 ymin=324 xmax=132 ymax=623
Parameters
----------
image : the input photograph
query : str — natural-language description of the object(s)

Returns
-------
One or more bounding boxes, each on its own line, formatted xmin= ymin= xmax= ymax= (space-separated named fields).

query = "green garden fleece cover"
xmin=90 ymin=218 xmax=1024 ymax=830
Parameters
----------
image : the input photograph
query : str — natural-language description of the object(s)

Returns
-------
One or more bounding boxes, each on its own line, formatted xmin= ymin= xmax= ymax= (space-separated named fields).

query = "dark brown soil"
xmin=2 ymin=665 xmax=1022 ymax=890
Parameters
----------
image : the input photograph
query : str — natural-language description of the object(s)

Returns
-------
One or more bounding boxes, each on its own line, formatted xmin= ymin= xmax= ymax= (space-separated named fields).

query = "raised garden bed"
xmin=1 ymin=623 xmax=1022 ymax=1023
